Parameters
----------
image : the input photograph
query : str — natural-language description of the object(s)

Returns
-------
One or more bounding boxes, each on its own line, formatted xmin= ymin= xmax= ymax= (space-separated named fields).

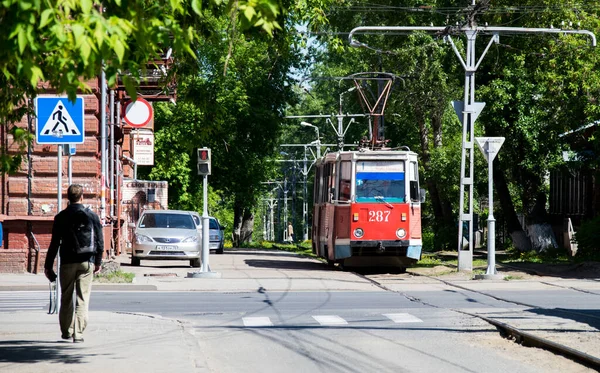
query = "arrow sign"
xmin=452 ymin=101 xmax=486 ymax=125
xmin=475 ymin=137 xmax=505 ymax=162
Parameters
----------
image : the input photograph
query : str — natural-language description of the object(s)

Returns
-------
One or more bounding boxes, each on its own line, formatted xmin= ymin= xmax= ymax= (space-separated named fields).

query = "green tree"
xmin=0 ymin=0 xmax=282 ymax=173
xmin=303 ymin=0 xmax=600 ymax=253
xmin=143 ymin=4 xmax=302 ymax=246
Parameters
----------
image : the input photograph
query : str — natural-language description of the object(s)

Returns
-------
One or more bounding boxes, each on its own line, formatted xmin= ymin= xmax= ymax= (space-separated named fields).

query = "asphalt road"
xmin=87 ymin=289 xmax=596 ymax=373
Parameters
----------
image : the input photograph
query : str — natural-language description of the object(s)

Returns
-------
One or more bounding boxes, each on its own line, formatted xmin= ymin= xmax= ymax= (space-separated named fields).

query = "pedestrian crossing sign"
xmin=35 ymin=96 xmax=84 ymax=144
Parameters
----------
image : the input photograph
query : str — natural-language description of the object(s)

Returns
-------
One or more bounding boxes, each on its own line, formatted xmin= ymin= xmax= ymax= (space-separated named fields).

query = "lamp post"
xmin=300 ymin=121 xmax=321 ymax=158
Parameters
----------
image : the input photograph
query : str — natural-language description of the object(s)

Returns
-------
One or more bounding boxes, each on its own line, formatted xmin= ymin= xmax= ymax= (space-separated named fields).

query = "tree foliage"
xmin=0 ymin=0 xmax=283 ymax=173
xmin=301 ymin=0 xmax=600 ymax=251
xmin=142 ymin=2 xmax=302 ymax=245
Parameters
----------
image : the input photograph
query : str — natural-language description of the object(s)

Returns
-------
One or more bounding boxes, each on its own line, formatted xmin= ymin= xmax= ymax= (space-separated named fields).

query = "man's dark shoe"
xmin=73 ymin=338 xmax=84 ymax=343
xmin=61 ymin=333 xmax=72 ymax=340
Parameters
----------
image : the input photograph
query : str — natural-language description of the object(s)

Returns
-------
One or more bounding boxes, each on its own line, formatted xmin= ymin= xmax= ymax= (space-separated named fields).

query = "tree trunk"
xmin=431 ymin=114 xmax=454 ymax=225
xmin=232 ymin=199 xmax=254 ymax=247
xmin=232 ymin=200 xmax=244 ymax=248
xmin=526 ymin=192 xmax=558 ymax=252
xmin=240 ymin=208 xmax=254 ymax=244
xmin=417 ymin=115 xmax=445 ymax=221
xmin=493 ymin=161 xmax=532 ymax=251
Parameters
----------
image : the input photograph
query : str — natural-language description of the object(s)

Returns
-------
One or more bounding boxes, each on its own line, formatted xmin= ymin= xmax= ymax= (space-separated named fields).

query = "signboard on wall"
xmin=132 ymin=129 xmax=154 ymax=165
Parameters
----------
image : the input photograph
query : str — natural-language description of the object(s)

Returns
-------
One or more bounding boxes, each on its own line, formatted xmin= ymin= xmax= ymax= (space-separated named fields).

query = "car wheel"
xmin=190 ymin=258 xmax=201 ymax=268
xmin=216 ymin=245 xmax=224 ymax=254
xmin=131 ymin=255 xmax=140 ymax=267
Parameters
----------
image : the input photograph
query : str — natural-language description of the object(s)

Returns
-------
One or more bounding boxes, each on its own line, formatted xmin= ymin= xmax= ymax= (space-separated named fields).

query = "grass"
xmin=94 ymin=271 xmax=135 ymax=283
xmin=239 ymin=240 xmax=319 ymax=259
xmin=503 ymin=275 xmax=525 ymax=281
xmin=414 ymin=253 xmax=488 ymax=269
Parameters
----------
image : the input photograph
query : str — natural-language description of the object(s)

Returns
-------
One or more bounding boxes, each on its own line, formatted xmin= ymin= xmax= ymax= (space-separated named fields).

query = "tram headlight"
xmin=353 ymin=228 xmax=364 ymax=238
xmin=396 ymin=228 xmax=407 ymax=239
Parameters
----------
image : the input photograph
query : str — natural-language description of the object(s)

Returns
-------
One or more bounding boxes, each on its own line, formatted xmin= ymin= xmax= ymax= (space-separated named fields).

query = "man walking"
xmin=44 ymin=184 xmax=104 ymax=343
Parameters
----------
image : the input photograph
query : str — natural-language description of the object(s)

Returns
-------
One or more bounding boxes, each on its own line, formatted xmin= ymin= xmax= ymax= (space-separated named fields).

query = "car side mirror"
xmin=219 ymin=225 xmax=225 ymax=230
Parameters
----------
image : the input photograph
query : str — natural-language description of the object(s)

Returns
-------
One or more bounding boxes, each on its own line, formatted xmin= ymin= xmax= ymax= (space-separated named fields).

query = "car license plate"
xmin=156 ymin=245 xmax=178 ymax=251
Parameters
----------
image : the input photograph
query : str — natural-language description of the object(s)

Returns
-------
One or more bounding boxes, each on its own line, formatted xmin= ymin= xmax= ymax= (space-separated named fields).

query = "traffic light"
xmin=197 ymin=148 xmax=211 ymax=176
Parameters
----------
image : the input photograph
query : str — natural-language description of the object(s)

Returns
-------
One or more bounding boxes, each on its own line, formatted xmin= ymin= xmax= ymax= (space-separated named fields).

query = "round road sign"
xmin=124 ymin=98 xmax=153 ymax=128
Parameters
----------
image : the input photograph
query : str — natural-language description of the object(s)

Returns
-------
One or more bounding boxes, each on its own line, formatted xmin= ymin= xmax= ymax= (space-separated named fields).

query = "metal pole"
xmin=283 ymin=178 xmax=288 ymax=242
xmin=200 ymin=175 xmax=210 ymax=272
xmin=270 ymin=199 xmax=275 ymax=240
xmin=68 ymin=147 xmax=72 ymax=185
xmin=109 ymin=89 xmax=115 ymax=217
xmin=57 ymin=146 xmax=63 ymax=212
xmin=486 ymin=153 xmax=497 ymax=275
xmin=303 ymin=148 xmax=309 ymax=241
xmin=100 ymin=71 xmax=107 ymax=221
xmin=456 ymin=30 xmax=477 ymax=271
xmin=315 ymin=128 xmax=321 ymax=158
xmin=57 ymin=145 xmax=63 ymax=310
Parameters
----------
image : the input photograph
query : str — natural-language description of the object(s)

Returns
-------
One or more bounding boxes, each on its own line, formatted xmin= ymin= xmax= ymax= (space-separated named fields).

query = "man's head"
xmin=67 ymin=184 xmax=84 ymax=204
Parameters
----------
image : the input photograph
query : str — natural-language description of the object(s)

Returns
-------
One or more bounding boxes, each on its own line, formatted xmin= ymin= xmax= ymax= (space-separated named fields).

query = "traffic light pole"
xmin=188 ymin=148 xmax=220 ymax=278
xmin=200 ymin=174 xmax=210 ymax=272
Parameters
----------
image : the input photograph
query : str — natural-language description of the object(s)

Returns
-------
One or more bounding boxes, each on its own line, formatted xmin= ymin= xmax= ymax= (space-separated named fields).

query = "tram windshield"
xmin=355 ymin=171 xmax=405 ymax=203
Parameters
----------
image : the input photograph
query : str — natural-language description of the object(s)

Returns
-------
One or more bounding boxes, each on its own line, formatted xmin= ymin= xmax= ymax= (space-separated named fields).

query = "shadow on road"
xmin=244 ymin=259 xmax=328 ymax=270
xmin=0 ymin=340 xmax=97 ymax=364
xmin=527 ymin=308 xmax=600 ymax=330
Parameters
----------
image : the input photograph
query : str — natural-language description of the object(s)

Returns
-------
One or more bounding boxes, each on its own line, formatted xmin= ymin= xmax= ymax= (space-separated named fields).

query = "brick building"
xmin=0 ymin=55 xmax=175 ymax=273
xmin=0 ymin=80 xmax=104 ymax=273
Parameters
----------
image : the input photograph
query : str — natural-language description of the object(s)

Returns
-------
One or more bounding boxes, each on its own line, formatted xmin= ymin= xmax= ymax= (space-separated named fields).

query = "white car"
xmin=132 ymin=210 xmax=202 ymax=267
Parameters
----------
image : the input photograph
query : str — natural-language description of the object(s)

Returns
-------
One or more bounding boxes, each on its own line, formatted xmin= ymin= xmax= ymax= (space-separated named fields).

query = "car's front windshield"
xmin=139 ymin=213 xmax=196 ymax=229
xmin=355 ymin=161 xmax=405 ymax=203
xmin=209 ymin=219 xmax=219 ymax=229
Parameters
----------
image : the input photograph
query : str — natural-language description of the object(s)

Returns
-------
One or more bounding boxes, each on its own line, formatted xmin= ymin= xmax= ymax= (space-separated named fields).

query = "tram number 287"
xmin=369 ymin=210 xmax=390 ymax=222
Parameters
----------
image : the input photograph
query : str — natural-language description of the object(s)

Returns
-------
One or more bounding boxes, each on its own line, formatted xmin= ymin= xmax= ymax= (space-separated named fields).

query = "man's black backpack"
xmin=69 ymin=209 xmax=95 ymax=255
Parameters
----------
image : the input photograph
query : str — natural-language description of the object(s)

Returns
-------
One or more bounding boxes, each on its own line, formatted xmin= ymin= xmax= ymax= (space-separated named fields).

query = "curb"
xmin=0 ymin=284 xmax=157 ymax=292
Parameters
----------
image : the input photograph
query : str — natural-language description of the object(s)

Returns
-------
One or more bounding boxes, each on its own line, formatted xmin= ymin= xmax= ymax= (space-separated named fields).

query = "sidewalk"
xmin=0 ymin=249 xmax=599 ymax=371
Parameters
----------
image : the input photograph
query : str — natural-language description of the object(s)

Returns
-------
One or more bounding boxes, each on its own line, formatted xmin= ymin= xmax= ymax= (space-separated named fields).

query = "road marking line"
xmin=383 ymin=313 xmax=423 ymax=323
xmin=243 ymin=317 xmax=273 ymax=327
xmin=312 ymin=315 xmax=348 ymax=325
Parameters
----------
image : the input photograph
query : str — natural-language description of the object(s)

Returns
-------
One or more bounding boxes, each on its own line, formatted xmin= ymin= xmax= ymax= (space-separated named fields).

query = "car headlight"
xmin=182 ymin=235 xmax=199 ymax=243
xmin=353 ymin=228 xmax=364 ymax=238
xmin=135 ymin=234 xmax=153 ymax=244
xmin=396 ymin=228 xmax=407 ymax=239
xmin=210 ymin=235 xmax=219 ymax=241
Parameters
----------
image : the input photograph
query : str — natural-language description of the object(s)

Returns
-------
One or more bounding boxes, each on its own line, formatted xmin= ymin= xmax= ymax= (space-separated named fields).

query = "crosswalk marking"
xmin=243 ymin=317 xmax=273 ymax=327
xmin=0 ymin=291 xmax=48 ymax=312
xmin=312 ymin=315 xmax=348 ymax=326
xmin=383 ymin=313 xmax=423 ymax=323
xmin=235 ymin=312 xmax=425 ymax=327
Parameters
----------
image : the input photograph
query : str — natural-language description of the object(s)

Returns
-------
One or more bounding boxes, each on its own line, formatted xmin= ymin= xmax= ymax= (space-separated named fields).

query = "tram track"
xmin=351 ymin=269 xmax=600 ymax=371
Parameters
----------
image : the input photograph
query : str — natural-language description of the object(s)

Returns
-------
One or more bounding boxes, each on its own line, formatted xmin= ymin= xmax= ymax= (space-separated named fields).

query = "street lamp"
xmin=300 ymin=121 xmax=321 ymax=158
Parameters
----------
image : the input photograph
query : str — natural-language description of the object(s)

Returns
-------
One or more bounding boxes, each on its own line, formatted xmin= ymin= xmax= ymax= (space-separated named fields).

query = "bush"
xmin=573 ymin=216 xmax=600 ymax=260
xmin=422 ymin=231 xmax=435 ymax=252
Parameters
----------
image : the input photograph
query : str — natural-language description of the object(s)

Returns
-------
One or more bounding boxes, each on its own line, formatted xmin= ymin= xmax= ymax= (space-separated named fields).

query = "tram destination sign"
xmin=357 ymin=161 xmax=405 ymax=172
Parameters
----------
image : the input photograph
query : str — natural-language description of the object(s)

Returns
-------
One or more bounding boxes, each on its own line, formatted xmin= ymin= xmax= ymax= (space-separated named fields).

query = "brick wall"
xmin=0 ymin=83 xmax=104 ymax=273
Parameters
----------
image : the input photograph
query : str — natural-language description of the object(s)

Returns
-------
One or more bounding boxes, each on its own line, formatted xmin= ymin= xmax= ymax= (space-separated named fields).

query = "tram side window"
xmin=338 ymin=161 xmax=351 ymax=202
xmin=409 ymin=161 xmax=419 ymax=202
xmin=314 ymin=167 xmax=322 ymax=203
xmin=326 ymin=163 xmax=335 ymax=203
xmin=320 ymin=163 xmax=333 ymax=203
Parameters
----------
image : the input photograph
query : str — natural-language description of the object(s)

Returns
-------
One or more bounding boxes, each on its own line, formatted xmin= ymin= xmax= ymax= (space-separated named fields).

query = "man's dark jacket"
xmin=44 ymin=204 xmax=104 ymax=270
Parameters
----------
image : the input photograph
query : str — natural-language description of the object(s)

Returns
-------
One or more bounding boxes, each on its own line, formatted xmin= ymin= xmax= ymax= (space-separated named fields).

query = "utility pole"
xmin=349 ymin=14 xmax=596 ymax=272
xmin=287 ymin=113 xmax=366 ymax=152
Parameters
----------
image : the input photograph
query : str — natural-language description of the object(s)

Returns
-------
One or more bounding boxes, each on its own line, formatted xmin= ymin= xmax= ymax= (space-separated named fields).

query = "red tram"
xmin=311 ymin=148 xmax=425 ymax=268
